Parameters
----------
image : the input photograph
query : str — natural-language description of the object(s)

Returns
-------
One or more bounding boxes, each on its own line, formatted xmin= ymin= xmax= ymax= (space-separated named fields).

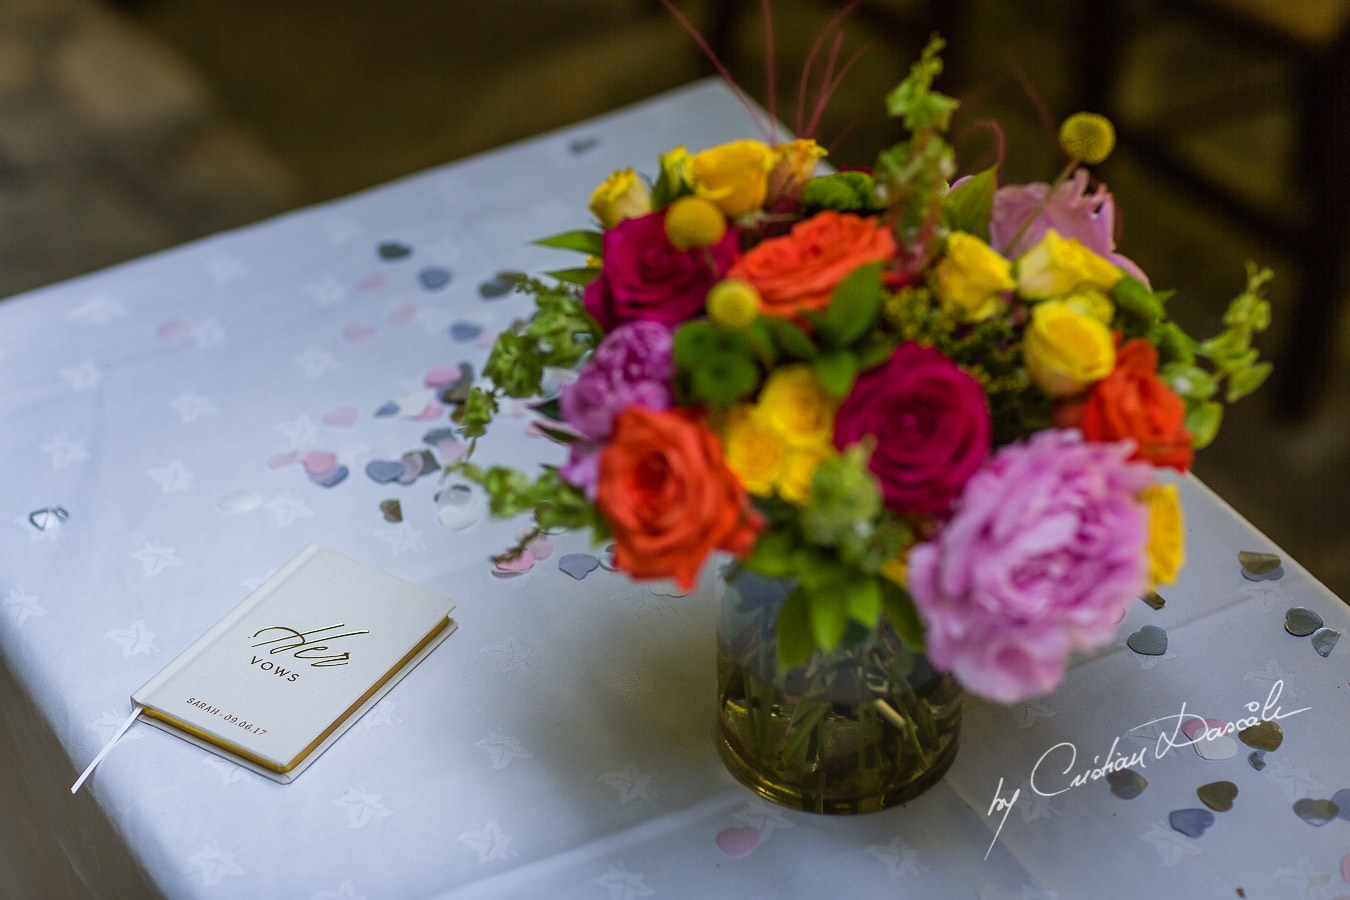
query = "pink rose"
xmin=583 ymin=210 xmax=739 ymax=331
xmin=833 ymin=342 xmax=990 ymax=515
xmin=906 ymin=430 xmax=1152 ymax=703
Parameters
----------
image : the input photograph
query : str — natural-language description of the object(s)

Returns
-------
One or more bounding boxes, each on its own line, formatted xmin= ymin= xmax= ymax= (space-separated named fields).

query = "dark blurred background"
xmin=2 ymin=0 xmax=1346 ymax=598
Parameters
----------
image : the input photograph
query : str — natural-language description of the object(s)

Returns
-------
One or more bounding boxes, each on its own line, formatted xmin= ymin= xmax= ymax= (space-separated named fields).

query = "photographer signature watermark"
xmin=983 ymin=679 xmax=1309 ymax=859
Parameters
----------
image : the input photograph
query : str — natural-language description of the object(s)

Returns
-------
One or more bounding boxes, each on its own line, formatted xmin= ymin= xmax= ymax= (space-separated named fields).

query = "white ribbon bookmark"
xmin=71 ymin=705 xmax=143 ymax=794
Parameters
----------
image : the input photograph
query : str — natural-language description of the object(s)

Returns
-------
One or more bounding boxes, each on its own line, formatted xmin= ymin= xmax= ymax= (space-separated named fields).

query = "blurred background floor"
xmin=3 ymin=0 xmax=1347 ymax=599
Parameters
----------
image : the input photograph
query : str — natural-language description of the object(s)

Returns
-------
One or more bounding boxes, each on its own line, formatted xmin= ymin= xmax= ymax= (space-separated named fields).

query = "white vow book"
xmin=128 ymin=544 xmax=456 ymax=783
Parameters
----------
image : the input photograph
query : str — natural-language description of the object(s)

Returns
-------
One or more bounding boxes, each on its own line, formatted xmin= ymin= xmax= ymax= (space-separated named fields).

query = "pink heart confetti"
xmin=267 ymin=451 xmax=300 ymax=469
xmin=322 ymin=405 xmax=360 ymax=427
xmin=475 ymin=331 xmax=497 ymax=349
xmin=715 ymin=826 xmax=761 ymax=859
xmin=389 ymin=302 xmax=418 ymax=325
xmin=424 ymin=364 xmax=460 ymax=388
xmin=300 ymin=451 xmax=338 ymax=477
xmin=524 ymin=422 xmax=545 ymax=438
xmin=357 ymin=272 xmax=386 ymax=291
xmin=495 ymin=551 xmax=535 ymax=574
xmin=394 ymin=389 xmax=436 ymax=418
xmin=434 ymin=438 xmax=467 ymax=463
xmin=1341 ymin=854 xmax=1350 ymax=882
xmin=342 ymin=323 xmax=376 ymax=343
xmin=156 ymin=319 xmax=192 ymax=341
xmin=411 ymin=400 xmax=445 ymax=421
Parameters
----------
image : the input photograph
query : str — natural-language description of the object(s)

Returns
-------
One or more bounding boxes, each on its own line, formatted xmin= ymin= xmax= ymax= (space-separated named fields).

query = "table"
xmin=3 ymin=79 xmax=1349 ymax=900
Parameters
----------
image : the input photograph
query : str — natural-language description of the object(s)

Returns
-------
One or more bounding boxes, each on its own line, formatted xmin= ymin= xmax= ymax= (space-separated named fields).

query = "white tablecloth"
xmin=3 ymin=80 xmax=1349 ymax=900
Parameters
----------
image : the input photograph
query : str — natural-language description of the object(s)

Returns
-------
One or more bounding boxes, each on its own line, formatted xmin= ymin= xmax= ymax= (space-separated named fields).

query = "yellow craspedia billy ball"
xmin=707 ymin=278 xmax=760 ymax=329
xmin=664 ymin=196 xmax=727 ymax=251
xmin=1058 ymin=112 xmax=1116 ymax=165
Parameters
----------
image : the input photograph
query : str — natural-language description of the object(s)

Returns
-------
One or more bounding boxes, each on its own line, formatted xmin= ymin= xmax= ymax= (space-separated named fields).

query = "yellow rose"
xmin=778 ymin=444 xmax=832 ymax=505
xmin=1023 ymin=300 xmax=1116 ymax=397
xmin=1061 ymin=289 xmax=1114 ymax=323
xmin=1141 ymin=483 xmax=1184 ymax=588
xmin=767 ymin=138 xmax=827 ymax=205
xmin=722 ymin=406 xmax=786 ymax=497
xmin=690 ymin=139 xmax=775 ymax=218
xmin=1016 ymin=229 xmax=1122 ymax=299
xmin=756 ymin=365 xmax=835 ymax=448
xmin=588 ymin=167 xmax=651 ymax=230
xmin=934 ymin=232 xmax=1015 ymax=321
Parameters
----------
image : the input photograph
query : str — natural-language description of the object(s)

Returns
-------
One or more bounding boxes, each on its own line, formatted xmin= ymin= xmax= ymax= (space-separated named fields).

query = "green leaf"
xmin=534 ymin=229 xmax=604 ymax=256
xmin=818 ymin=262 xmax=884 ymax=347
xmin=1186 ymin=400 xmax=1224 ymax=449
xmin=1151 ymin=321 xmax=1196 ymax=365
xmin=812 ymin=350 xmax=858 ymax=399
xmin=856 ymin=335 xmax=898 ymax=371
xmin=1112 ymin=275 xmax=1165 ymax=323
xmin=532 ymin=423 xmax=580 ymax=445
xmin=885 ymin=35 xmax=959 ymax=133
xmin=881 ymin=581 xmax=926 ymax=652
xmin=544 ymin=267 xmax=600 ymax=286
xmin=1161 ymin=363 xmax=1219 ymax=401
xmin=844 ymin=578 xmax=882 ymax=628
xmin=763 ymin=315 xmax=818 ymax=360
xmin=1227 ymin=361 xmax=1272 ymax=401
xmin=746 ymin=529 xmax=797 ymax=577
xmin=776 ymin=587 xmax=817 ymax=669
xmin=806 ymin=584 xmax=851 ymax=652
xmin=944 ymin=166 xmax=996 ymax=239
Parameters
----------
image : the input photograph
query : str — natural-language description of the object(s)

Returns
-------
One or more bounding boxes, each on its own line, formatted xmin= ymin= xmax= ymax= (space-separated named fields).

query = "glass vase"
xmin=715 ymin=568 xmax=963 ymax=814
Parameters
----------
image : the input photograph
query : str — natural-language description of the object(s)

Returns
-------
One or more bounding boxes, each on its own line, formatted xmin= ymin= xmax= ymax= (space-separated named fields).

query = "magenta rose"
xmin=833 ymin=342 xmax=990 ymax=514
xmin=583 ymin=210 xmax=739 ymax=331
xmin=906 ymin=429 xmax=1152 ymax=703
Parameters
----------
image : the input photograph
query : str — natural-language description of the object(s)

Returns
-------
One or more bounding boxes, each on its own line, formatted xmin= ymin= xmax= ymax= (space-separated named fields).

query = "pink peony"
xmin=833 ymin=342 xmax=990 ymax=515
xmin=558 ymin=320 xmax=675 ymax=498
xmin=906 ymin=429 xmax=1152 ymax=703
xmin=989 ymin=169 xmax=1148 ymax=284
xmin=583 ymin=210 xmax=739 ymax=331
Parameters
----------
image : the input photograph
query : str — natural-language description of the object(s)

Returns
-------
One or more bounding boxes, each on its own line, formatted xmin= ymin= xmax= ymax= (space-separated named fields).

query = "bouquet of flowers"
xmin=454 ymin=38 xmax=1271 ymax=705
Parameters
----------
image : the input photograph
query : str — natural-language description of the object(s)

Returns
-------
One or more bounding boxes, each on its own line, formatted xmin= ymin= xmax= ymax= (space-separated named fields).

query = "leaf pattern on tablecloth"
xmin=458 ymin=820 xmax=516 ymax=864
xmin=594 ymin=864 xmax=655 ymax=900
xmin=476 ymin=726 xmax=532 ymax=770
xmin=598 ymin=761 xmax=654 ymax=804
xmin=334 ymin=786 xmax=393 ymax=829
xmin=187 ymin=842 xmax=246 ymax=886
xmin=3 ymin=587 xmax=46 ymax=626
xmin=131 ymin=541 xmax=183 ymax=577
xmin=864 ymin=836 xmax=926 ymax=880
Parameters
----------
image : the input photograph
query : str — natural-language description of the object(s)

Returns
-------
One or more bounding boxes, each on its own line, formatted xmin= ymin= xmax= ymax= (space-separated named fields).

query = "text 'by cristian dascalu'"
xmin=982 ymin=679 xmax=1309 ymax=859
xmin=248 ymin=623 xmax=370 ymax=680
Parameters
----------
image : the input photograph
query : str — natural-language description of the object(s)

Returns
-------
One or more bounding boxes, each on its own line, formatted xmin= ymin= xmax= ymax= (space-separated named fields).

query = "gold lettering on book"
xmin=250 ymin=623 xmax=369 ymax=667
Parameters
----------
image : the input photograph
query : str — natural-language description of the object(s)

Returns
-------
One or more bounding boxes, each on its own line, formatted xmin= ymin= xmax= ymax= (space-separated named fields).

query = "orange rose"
xmin=727 ymin=211 xmax=896 ymax=318
xmin=1082 ymin=338 xmax=1194 ymax=471
xmin=598 ymin=406 xmax=764 ymax=590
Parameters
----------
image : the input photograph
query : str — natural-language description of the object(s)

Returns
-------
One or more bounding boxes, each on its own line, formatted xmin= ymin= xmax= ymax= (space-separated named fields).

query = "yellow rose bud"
xmin=707 ymin=278 xmax=760 ymax=329
xmin=934 ymin=232 xmax=1015 ymax=321
xmin=660 ymin=145 xmax=692 ymax=195
xmin=767 ymin=138 xmax=827 ymax=205
xmin=588 ymin=167 xmax=651 ymax=230
xmin=1059 ymin=112 xmax=1116 ymax=165
xmin=1141 ymin=483 xmax=1184 ymax=588
xmin=1017 ymin=229 xmax=1122 ymax=299
xmin=756 ymin=365 xmax=835 ymax=449
xmin=722 ymin=406 xmax=786 ymax=497
xmin=1061 ymin=289 xmax=1114 ymax=323
xmin=777 ymin=444 xmax=832 ymax=505
xmin=1023 ymin=300 xmax=1116 ymax=397
xmin=690 ymin=139 xmax=775 ymax=218
xmin=664 ymin=196 xmax=727 ymax=250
